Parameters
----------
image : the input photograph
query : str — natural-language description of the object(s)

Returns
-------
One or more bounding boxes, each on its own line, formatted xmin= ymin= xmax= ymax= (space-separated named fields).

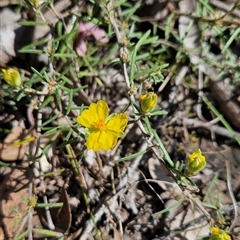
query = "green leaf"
xmin=41 ymin=114 xmax=59 ymax=127
xmin=130 ymin=30 xmax=151 ymax=86
xmin=32 ymin=229 xmax=63 ymax=237
xmin=115 ymin=150 xmax=148 ymax=163
xmin=134 ymin=65 xmax=161 ymax=79
xmin=14 ymin=230 xmax=29 ymax=240
xmin=0 ymin=161 xmax=10 ymax=167
xmin=54 ymin=53 xmax=77 ymax=58
xmin=222 ymin=27 xmax=240 ymax=53
xmin=36 ymin=202 xmax=64 ymax=208
xmin=152 ymin=130 xmax=174 ymax=167
xmin=18 ymin=49 xmax=44 ymax=54
xmin=151 ymin=109 xmax=168 ymax=116
xmin=30 ymin=67 xmax=44 ymax=78
xmin=55 ymin=72 xmax=73 ymax=85
xmin=41 ymin=132 xmax=60 ymax=156
xmin=66 ymin=89 xmax=73 ymax=115
xmin=39 ymin=96 xmax=54 ymax=109
xmin=153 ymin=198 xmax=184 ymax=216
xmin=18 ymin=20 xmax=47 ymax=26
xmin=165 ymin=13 xmax=175 ymax=40
xmin=202 ymin=203 xmax=218 ymax=210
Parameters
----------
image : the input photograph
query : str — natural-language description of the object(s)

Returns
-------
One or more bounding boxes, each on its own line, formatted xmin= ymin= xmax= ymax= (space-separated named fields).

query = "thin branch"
xmin=225 ymin=158 xmax=238 ymax=231
xmin=184 ymin=118 xmax=240 ymax=139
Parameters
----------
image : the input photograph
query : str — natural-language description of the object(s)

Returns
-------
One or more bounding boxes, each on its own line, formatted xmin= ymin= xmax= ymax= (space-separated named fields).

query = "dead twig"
xmin=184 ymin=118 xmax=240 ymax=139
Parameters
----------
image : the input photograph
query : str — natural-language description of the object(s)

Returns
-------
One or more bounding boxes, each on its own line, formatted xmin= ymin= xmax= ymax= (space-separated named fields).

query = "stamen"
xmin=95 ymin=119 xmax=105 ymax=130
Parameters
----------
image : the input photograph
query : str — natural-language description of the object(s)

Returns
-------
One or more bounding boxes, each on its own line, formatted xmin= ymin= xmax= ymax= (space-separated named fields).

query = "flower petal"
xmin=95 ymin=100 xmax=108 ymax=121
xmin=77 ymin=100 xmax=109 ymax=128
xmin=77 ymin=108 xmax=95 ymax=128
xmin=1 ymin=68 xmax=22 ymax=88
xmin=103 ymin=130 xmax=118 ymax=149
xmin=106 ymin=113 xmax=128 ymax=133
xmin=86 ymin=130 xmax=118 ymax=151
xmin=86 ymin=131 xmax=102 ymax=151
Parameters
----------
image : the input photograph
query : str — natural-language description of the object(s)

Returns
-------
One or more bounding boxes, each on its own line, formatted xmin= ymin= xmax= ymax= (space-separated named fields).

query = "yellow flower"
xmin=210 ymin=227 xmax=231 ymax=240
xmin=1 ymin=68 xmax=22 ymax=88
xmin=139 ymin=92 xmax=157 ymax=113
xmin=184 ymin=148 xmax=206 ymax=177
xmin=77 ymin=100 xmax=128 ymax=151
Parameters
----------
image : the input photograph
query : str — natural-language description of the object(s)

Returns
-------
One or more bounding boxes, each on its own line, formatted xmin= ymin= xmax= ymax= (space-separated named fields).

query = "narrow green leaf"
xmin=198 ymin=0 xmax=215 ymax=14
xmin=130 ymin=30 xmax=151 ymax=86
xmin=39 ymin=96 xmax=54 ymax=109
xmin=203 ymin=171 xmax=219 ymax=203
xmin=66 ymin=89 xmax=73 ymax=115
xmin=56 ymin=73 xmax=73 ymax=85
xmin=36 ymin=202 xmax=63 ymax=208
xmin=115 ymin=150 xmax=148 ymax=163
xmin=58 ymin=84 xmax=71 ymax=93
xmin=153 ymin=198 xmax=184 ymax=216
xmin=41 ymin=132 xmax=60 ymax=156
xmin=134 ymin=65 xmax=161 ymax=79
xmin=73 ymin=85 xmax=88 ymax=94
xmin=18 ymin=20 xmax=47 ymax=26
xmin=0 ymin=161 xmax=10 ymax=167
xmin=54 ymin=88 xmax=62 ymax=112
xmin=202 ymin=203 xmax=218 ymax=210
xmin=165 ymin=13 xmax=175 ymax=40
xmin=135 ymin=52 xmax=150 ymax=61
xmin=41 ymin=114 xmax=59 ymax=127
xmin=222 ymin=27 xmax=240 ymax=53
xmin=30 ymin=67 xmax=44 ymax=78
xmin=57 ymin=137 xmax=79 ymax=149
xmin=141 ymin=36 xmax=158 ymax=45
xmin=43 ymin=126 xmax=65 ymax=135
xmin=20 ymin=38 xmax=48 ymax=49
xmin=152 ymin=129 xmax=174 ymax=167
xmin=18 ymin=49 xmax=44 ymax=54
xmin=41 ymin=169 xmax=65 ymax=177
xmin=14 ymin=230 xmax=29 ymax=240
xmin=54 ymin=53 xmax=76 ymax=58
xmin=143 ymin=116 xmax=153 ymax=135
xmin=151 ymin=109 xmax=168 ymax=116
xmin=32 ymin=229 xmax=63 ymax=237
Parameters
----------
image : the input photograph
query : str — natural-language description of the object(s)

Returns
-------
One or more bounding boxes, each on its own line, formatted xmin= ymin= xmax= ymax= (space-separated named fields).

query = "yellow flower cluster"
xmin=77 ymin=100 xmax=128 ymax=151
xmin=184 ymin=148 xmax=206 ymax=177
xmin=210 ymin=227 xmax=231 ymax=240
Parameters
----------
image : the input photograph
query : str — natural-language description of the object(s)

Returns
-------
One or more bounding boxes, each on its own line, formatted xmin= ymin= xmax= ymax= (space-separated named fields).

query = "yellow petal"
xmin=86 ymin=131 xmax=102 ymax=151
xmin=95 ymin=100 xmax=108 ymax=120
xmin=103 ymin=130 xmax=118 ymax=149
xmin=184 ymin=148 xmax=206 ymax=177
xmin=77 ymin=109 xmax=95 ymax=128
xmin=106 ymin=113 xmax=128 ymax=133
xmin=77 ymin=100 xmax=108 ymax=128
xmin=1 ymin=68 xmax=22 ymax=88
xmin=210 ymin=227 xmax=231 ymax=240
xmin=86 ymin=130 xmax=118 ymax=151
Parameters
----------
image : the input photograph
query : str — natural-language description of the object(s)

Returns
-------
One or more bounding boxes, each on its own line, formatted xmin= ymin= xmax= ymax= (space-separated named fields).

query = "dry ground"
xmin=0 ymin=0 xmax=240 ymax=239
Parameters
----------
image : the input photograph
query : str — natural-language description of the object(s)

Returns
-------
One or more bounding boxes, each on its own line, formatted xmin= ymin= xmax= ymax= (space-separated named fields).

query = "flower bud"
xmin=210 ymin=227 xmax=231 ymax=240
xmin=139 ymin=92 xmax=157 ymax=113
xmin=184 ymin=148 xmax=206 ymax=177
xmin=119 ymin=47 xmax=130 ymax=63
xmin=1 ymin=68 xmax=22 ymax=88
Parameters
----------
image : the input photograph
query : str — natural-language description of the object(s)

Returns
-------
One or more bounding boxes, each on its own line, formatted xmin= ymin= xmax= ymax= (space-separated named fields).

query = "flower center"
xmin=95 ymin=119 xmax=105 ymax=131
